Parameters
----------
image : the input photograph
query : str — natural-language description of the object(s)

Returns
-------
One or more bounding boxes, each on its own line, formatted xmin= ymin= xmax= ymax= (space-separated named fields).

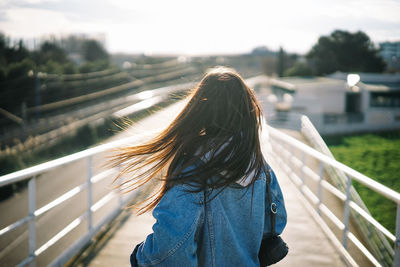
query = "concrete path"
xmin=273 ymin=161 xmax=345 ymax=267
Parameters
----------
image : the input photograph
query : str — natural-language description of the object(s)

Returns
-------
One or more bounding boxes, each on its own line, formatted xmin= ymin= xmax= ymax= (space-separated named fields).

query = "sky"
xmin=0 ymin=0 xmax=399 ymax=56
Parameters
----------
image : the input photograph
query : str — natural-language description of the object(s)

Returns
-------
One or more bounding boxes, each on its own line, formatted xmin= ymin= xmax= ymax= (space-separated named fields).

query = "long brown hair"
xmin=111 ymin=66 xmax=264 ymax=213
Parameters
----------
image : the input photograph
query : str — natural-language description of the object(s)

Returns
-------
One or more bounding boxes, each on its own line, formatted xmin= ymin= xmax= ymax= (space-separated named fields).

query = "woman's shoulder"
xmin=162 ymin=182 xmax=203 ymax=204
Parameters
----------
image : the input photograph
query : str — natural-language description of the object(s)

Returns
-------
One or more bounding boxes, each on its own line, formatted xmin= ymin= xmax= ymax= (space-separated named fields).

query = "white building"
xmin=266 ymin=72 xmax=400 ymax=134
xmin=379 ymin=41 xmax=400 ymax=70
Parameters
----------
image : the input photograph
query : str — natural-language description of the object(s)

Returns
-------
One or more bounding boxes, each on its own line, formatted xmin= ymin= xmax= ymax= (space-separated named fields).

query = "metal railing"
xmin=0 ymin=77 xmax=197 ymax=156
xmin=263 ymin=121 xmax=400 ymax=267
xmin=0 ymin=134 xmax=145 ymax=267
xmin=301 ymin=115 xmax=394 ymax=265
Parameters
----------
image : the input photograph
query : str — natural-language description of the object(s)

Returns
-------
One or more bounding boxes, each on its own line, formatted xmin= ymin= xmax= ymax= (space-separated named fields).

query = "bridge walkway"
xmin=67 ymin=92 xmax=348 ymax=267
xmin=0 ymin=78 xmax=392 ymax=267
xmin=73 ymin=133 xmax=346 ymax=267
xmin=74 ymin=151 xmax=346 ymax=267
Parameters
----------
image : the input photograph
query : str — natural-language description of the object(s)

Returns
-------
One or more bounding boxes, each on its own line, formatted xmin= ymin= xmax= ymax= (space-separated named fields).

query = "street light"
xmin=346 ymin=73 xmax=360 ymax=92
xmin=347 ymin=74 xmax=360 ymax=87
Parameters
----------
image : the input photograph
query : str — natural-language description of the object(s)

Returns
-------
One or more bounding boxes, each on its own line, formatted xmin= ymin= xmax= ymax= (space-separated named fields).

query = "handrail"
xmin=267 ymin=125 xmax=400 ymax=204
xmin=43 ymin=58 xmax=181 ymax=81
xmin=0 ymin=133 xmax=155 ymax=187
xmin=128 ymin=58 xmax=180 ymax=70
xmin=0 ymin=132 xmax=150 ymax=266
xmin=45 ymin=68 xmax=121 ymax=81
xmin=1 ymin=79 xmax=197 ymax=157
xmin=44 ymin=71 xmax=131 ymax=90
xmin=0 ymin=75 xmax=267 ymax=185
xmin=301 ymin=115 xmax=394 ymax=263
xmin=264 ymin=122 xmax=400 ymax=267
xmin=28 ymin=66 xmax=198 ymax=113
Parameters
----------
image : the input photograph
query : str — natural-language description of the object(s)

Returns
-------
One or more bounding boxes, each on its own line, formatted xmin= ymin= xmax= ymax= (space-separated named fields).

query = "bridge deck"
xmin=79 ymin=157 xmax=345 ymax=267
xmin=72 ymin=97 xmax=346 ymax=266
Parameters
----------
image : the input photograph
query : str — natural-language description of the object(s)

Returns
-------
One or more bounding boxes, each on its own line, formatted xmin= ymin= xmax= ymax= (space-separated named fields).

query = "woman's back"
xmin=198 ymin=177 xmax=266 ymax=267
xmin=133 ymin=163 xmax=286 ymax=267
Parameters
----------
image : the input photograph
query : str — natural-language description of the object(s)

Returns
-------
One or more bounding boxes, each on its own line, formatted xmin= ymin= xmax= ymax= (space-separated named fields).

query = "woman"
xmin=111 ymin=67 xmax=287 ymax=266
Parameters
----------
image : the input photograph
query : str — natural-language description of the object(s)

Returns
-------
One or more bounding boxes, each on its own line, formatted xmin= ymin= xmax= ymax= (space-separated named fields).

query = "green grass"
xmin=324 ymin=131 xmax=400 ymax=234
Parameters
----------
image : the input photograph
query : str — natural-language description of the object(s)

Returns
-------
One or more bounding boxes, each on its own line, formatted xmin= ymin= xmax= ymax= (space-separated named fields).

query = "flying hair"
xmin=110 ymin=66 xmax=265 ymax=214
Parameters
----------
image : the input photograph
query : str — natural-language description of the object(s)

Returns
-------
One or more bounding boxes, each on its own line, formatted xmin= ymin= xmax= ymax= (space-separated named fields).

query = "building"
xmin=266 ymin=72 xmax=400 ymax=134
xmin=379 ymin=41 xmax=400 ymax=71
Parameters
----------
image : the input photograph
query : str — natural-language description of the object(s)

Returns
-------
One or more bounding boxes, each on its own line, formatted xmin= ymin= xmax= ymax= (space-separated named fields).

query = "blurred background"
xmin=0 ymin=0 xmax=399 ymax=172
xmin=0 ymin=0 xmax=400 ymax=266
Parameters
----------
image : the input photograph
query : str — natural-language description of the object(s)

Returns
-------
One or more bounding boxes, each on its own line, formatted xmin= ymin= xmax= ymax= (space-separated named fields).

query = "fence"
xmin=263 ymin=120 xmax=400 ymax=267
xmin=301 ymin=115 xmax=394 ymax=265
xmin=0 ymin=135 xmax=145 ymax=266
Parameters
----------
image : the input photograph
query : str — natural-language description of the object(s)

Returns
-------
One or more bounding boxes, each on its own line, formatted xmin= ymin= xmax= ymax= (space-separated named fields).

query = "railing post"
xmin=289 ymin=145 xmax=294 ymax=175
xmin=87 ymin=156 xmax=93 ymax=234
xmin=284 ymin=143 xmax=289 ymax=163
xmin=284 ymin=143 xmax=290 ymax=174
xmin=300 ymin=151 xmax=306 ymax=184
xmin=394 ymin=204 xmax=400 ymax=267
xmin=342 ymin=175 xmax=352 ymax=249
xmin=317 ymin=161 xmax=324 ymax=215
xmin=28 ymin=177 xmax=36 ymax=267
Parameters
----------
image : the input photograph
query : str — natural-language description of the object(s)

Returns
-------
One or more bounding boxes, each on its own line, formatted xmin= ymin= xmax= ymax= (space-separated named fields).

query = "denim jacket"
xmin=130 ymin=164 xmax=287 ymax=267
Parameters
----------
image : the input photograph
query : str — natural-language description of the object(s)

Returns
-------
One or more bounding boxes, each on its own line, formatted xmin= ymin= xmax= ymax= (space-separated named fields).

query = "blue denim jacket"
xmin=130 ymin=164 xmax=287 ymax=267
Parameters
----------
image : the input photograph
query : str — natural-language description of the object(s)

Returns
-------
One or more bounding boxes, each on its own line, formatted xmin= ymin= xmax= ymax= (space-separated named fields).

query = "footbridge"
xmin=0 ymin=77 xmax=399 ymax=267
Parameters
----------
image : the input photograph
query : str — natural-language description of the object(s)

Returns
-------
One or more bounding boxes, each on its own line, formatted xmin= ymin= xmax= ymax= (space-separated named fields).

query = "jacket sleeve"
xmin=264 ymin=165 xmax=287 ymax=236
xmin=131 ymin=185 xmax=203 ymax=267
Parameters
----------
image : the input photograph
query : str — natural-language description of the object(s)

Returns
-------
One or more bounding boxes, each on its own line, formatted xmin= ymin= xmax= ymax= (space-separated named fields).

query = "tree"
xmin=307 ymin=30 xmax=386 ymax=75
xmin=276 ymin=47 xmax=286 ymax=77
xmin=35 ymin=41 xmax=69 ymax=64
xmin=251 ymin=46 xmax=274 ymax=55
xmin=0 ymin=33 xmax=30 ymax=66
xmin=81 ymin=40 xmax=109 ymax=62
xmin=276 ymin=47 xmax=299 ymax=77
xmin=284 ymin=62 xmax=313 ymax=76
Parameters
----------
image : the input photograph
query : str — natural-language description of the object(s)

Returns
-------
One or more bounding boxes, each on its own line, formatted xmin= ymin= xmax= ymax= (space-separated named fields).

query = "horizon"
xmin=0 ymin=0 xmax=400 ymax=56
